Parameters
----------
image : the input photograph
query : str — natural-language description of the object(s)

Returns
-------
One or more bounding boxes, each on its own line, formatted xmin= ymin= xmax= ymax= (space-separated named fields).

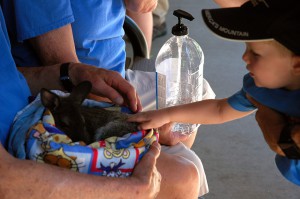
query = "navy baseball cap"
xmin=202 ymin=0 xmax=300 ymax=55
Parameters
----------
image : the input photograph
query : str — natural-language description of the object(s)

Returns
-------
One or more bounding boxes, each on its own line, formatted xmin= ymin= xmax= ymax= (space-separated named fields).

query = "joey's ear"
xmin=70 ymin=81 xmax=92 ymax=104
xmin=40 ymin=88 xmax=60 ymax=110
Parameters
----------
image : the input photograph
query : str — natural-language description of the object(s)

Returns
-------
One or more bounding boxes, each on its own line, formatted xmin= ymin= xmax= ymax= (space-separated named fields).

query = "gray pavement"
xmin=150 ymin=0 xmax=300 ymax=198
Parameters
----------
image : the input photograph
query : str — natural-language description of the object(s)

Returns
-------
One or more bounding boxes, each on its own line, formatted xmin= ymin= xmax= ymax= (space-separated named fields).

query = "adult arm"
xmin=18 ymin=63 xmax=142 ymax=112
xmin=126 ymin=10 xmax=153 ymax=52
xmin=26 ymin=22 xmax=142 ymax=111
xmin=213 ymin=0 xmax=248 ymax=7
xmin=28 ymin=24 xmax=79 ymax=65
xmin=0 ymin=142 xmax=161 ymax=199
xmin=26 ymin=3 xmax=155 ymax=66
xmin=125 ymin=0 xmax=157 ymax=13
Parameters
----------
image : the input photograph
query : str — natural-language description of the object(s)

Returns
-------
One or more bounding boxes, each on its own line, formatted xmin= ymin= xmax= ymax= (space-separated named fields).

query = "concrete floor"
xmin=150 ymin=0 xmax=300 ymax=198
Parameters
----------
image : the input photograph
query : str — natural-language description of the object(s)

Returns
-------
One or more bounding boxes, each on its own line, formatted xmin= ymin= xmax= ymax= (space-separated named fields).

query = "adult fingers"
xmin=91 ymin=70 xmax=141 ymax=112
xmin=71 ymin=64 xmax=142 ymax=112
xmin=133 ymin=141 xmax=162 ymax=198
xmin=106 ymin=73 xmax=142 ymax=112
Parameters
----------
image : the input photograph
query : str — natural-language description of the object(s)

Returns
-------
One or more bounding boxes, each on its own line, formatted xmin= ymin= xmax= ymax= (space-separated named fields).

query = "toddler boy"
xmin=129 ymin=0 xmax=300 ymax=186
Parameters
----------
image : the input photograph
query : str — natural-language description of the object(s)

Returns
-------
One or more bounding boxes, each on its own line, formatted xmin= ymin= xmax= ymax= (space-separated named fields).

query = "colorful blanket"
xmin=9 ymin=90 xmax=158 ymax=177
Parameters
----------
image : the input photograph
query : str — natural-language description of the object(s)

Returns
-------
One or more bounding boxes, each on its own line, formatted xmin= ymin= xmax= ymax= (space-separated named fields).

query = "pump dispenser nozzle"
xmin=172 ymin=9 xmax=194 ymax=36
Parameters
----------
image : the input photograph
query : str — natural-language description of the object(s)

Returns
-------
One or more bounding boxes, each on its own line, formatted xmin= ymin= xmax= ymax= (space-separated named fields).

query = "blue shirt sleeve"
xmin=275 ymin=155 xmax=300 ymax=186
xmin=228 ymin=89 xmax=257 ymax=112
xmin=13 ymin=0 xmax=74 ymax=41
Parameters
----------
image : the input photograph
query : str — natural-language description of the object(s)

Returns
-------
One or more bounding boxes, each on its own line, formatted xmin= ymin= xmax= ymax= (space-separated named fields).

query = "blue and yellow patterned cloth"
xmin=9 ymin=90 xmax=158 ymax=177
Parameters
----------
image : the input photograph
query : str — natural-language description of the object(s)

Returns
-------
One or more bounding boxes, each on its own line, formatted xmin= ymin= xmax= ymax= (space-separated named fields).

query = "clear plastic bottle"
xmin=155 ymin=9 xmax=204 ymax=135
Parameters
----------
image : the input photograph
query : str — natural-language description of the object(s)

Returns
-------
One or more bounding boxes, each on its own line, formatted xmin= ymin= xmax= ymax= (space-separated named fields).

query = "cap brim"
xmin=201 ymin=7 xmax=273 ymax=42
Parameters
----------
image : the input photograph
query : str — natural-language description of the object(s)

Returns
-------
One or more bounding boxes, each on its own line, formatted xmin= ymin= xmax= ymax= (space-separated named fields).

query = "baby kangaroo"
xmin=40 ymin=81 xmax=139 ymax=144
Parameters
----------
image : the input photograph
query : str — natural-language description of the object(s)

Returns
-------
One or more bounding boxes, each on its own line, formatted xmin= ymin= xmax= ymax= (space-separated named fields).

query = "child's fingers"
xmin=128 ymin=112 xmax=164 ymax=130
xmin=137 ymin=122 xmax=155 ymax=131
xmin=127 ymin=112 xmax=148 ymax=122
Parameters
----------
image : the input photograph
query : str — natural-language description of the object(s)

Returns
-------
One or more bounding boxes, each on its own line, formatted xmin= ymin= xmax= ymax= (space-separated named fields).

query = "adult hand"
xmin=125 ymin=0 xmax=157 ymax=13
xmin=131 ymin=142 xmax=162 ymax=199
xmin=18 ymin=63 xmax=142 ymax=112
xmin=247 ymin=96 xmax=300 ymax=157
xmin=0 ymin=142 xmax=161 ymax=199
xmin=70 ymin=63 xmax=142 ymax=112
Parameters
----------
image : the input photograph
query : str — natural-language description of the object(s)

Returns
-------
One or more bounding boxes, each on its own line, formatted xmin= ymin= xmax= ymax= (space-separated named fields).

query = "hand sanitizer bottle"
xmin=155 ymin=9 xmax=204 ymax=135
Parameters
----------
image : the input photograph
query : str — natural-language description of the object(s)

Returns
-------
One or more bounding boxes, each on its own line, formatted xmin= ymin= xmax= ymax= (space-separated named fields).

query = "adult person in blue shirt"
xmin=128 ymin=0 xmax=300 ymax=186
xmin=0 ymin=5 xmax=164 ymax=198
xmin=1 ymin=0 xmax=209 ymax=198
xmin=1 ymin=0 xmax=157 ymax=77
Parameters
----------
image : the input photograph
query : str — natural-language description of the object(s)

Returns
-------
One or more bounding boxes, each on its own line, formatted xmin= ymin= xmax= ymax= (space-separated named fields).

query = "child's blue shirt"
xmin=228 ymin=73 xmax=300 ymax=186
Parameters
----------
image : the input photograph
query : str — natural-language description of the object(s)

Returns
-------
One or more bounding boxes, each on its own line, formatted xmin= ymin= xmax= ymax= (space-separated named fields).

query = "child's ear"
xmin=292 ymin=55 xmax=300 ymax=76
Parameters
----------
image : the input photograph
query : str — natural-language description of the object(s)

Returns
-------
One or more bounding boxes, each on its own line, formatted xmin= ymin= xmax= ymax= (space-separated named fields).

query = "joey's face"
xmin=53 ymin=106 xmax=87 ymax=141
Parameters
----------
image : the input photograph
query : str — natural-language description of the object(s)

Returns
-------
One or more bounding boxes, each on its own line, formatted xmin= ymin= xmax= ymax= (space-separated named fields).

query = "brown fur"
xmin=40 ymin=81 xmax=139 ymax=144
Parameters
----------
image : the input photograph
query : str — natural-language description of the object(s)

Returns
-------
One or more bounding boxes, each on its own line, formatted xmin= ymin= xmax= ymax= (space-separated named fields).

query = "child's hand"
xmin=128 ymin=109 xmax=170 ymax=130
xmin=128 ymin=111 xmax=190 ymax=146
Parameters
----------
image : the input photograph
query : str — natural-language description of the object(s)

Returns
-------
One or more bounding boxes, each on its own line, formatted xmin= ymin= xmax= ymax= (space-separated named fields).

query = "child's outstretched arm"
xmin=128 ymin=98 xmax=253 ymax=130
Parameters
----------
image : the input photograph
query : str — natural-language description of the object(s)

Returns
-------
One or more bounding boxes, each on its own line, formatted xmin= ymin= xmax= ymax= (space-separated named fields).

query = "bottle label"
xmin=156 ymin=72 xmax=166 ymax=110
